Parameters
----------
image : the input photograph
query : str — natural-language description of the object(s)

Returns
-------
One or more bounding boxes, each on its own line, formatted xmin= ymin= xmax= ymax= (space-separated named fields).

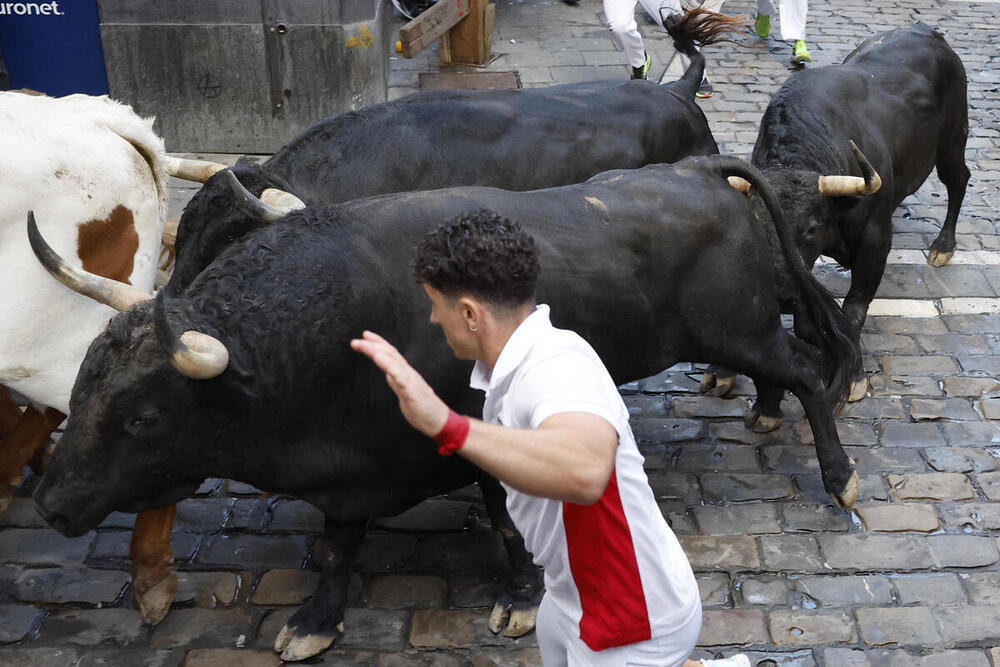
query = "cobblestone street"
xmin=2 ymin=0 xmax=999 ymax=664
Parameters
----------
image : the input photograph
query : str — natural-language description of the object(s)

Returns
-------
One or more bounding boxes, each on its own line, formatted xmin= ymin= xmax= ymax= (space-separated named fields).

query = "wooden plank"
xmin=446 ymin=0 xmax=494 ymax=65
xmin=484 ymin=1 xmax=496 ymax=49
xmin=439 ymin=31 xmax=453 ymax=64
xmin=399 ymin=0 xmax=469 ymax=58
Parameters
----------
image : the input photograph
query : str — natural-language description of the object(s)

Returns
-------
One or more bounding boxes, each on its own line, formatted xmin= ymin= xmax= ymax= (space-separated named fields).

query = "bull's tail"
xmin=714 ymin=156 xmax=861 ymax=407
xmin=664 ymin=8 xmax=747 ymax=93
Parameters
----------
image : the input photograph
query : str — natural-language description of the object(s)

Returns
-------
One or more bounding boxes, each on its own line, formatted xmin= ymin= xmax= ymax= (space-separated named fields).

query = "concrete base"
xmin=98 ymin=0 xmax=390 ymax=153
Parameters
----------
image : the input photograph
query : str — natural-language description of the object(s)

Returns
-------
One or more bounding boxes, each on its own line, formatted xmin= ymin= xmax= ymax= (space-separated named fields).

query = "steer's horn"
xmin=727 ymin=176 xmax=752 ymax=195
xmin=817 ymin=140 xmax=882 ymax=197
xmin=153 ymin=293 xmax=229 ymax=380
xmin=165 ymin=156 xmax=228 ymax=183
xmin=27 ymin=211 xmax=151 ymax=311
xmin=227 ymin=171 xmax=303 ymax=223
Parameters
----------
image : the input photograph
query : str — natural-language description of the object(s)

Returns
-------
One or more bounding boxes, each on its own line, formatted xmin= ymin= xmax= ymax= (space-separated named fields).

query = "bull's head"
xmin=165 ymin=158 xmax=304 ymax=295
xmin=754 ymin=141 xmax=882 ymax=266
xmin=27 ymin=213 xmax=230 ymax=536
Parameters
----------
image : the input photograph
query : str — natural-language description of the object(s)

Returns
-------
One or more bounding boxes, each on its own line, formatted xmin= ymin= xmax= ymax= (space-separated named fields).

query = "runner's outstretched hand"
xmin=350 ymin=330 xmax=450 ymax=437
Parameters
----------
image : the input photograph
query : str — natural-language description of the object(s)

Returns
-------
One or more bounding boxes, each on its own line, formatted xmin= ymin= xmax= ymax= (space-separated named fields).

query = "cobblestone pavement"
xmin=2 ymin=0 xmax=999 ymax=665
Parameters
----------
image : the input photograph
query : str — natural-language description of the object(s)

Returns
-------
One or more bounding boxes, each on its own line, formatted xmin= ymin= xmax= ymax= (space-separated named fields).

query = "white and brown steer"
xmin=0 ymin=91 xmax=176 ymax=623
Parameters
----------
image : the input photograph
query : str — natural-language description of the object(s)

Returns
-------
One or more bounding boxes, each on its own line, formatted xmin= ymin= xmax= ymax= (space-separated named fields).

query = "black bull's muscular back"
xmin=272 ymin=81 xmax=718 ymax=200
xmin=169 ymin=79 xmax=718 ymax=293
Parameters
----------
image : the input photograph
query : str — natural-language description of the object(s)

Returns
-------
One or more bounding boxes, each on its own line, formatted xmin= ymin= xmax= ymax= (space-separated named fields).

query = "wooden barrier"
xmin=399 ymin=0 xmax=494 ymax=65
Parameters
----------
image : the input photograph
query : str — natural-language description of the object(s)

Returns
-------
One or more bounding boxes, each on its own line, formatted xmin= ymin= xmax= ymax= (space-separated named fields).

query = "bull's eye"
xmin=125 ymin=412 xmax=160 ymax=437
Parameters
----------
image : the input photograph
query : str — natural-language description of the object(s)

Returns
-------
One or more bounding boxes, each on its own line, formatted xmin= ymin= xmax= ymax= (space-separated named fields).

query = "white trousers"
xmin=756 ymin=0 xmax=808 ymax=41
xmin=603 ymin=0 xmax=683 ymax=68
xmin=536 ymin=594 xmax=703 ymax=667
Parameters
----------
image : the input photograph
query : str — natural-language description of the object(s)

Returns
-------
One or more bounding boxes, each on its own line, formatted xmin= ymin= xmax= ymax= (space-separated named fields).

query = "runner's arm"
xmin=350 ymin=330 xmax=617 ymax=504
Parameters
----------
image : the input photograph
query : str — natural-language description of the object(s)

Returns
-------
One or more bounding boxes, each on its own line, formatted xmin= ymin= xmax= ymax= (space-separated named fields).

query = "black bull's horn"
xmin=226 ymin=171 xmax=306 ymax=222
xmin=166 ymin=156 xmax=305 ymax=211
xmin=153 ymin=292 xmax=229 ymax=380
xmin=26 ymin=212 xmax=228 ymax=380
xmin=728 ymin=141 xmax=882 ymax=197
xmin=165 ymin=156 xmax=228 ymax=183
xmin=727 ymin=176 xmax=752 ymax=194
xmin=817 ymin=140 xmax=882 ymax=196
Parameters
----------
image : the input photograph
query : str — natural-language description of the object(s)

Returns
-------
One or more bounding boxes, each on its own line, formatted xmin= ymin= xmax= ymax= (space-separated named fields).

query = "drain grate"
xmin=418 ymin=71 xmax=521 ymax=90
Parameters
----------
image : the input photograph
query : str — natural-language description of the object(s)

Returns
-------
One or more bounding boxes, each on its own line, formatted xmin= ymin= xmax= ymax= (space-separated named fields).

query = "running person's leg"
xmin=539 ymin=594 xmax=747 ymax=667
xmin=756 ymin=0 xmax=777 ymax=18
xmin=633 ymin=0 xmax=712 ymax=95
xmin=777 ymin=0 xmax=810 ymax=62
xmin=634 ymin=0 xmax=679 ymax=28
xmin=604 ymin=0 xmax=648 ymax=69
xmin=621 ymin=603 xmax=701 ymax=666
xmin=755 ymin=0 xmax=775 ymax=37
xmin=536 ymin=595 xmax=571 ymax=667
xmin=777 ymin=0 xmax=807 ymax=40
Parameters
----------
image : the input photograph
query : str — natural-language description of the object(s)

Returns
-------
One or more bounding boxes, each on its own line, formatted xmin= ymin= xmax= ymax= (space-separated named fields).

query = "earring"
xmin=469 ymin=324 xmax=478 ymax=332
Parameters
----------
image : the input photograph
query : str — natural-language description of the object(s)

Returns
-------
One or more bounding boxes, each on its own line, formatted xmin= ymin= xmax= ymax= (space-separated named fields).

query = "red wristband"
xmin=433 ymin=409 xmax=470 ymax=456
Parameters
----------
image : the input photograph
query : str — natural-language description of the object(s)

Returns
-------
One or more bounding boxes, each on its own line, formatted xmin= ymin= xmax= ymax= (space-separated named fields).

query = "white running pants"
xmin=604 ymin=0 xmax=684 ymax=68
xmin=756 ymin=0 xmax=808 ymax=41
xmin=536 ymin=594 xmax=703 ymax=666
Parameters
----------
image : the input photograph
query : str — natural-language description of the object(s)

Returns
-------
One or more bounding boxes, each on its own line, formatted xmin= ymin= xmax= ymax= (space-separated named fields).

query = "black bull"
xmin=30 ymin=156 xmax=861 ymax=660
xmin=169 ymin=76 xmax=718 ymax=291
xmin=166 ymin=6 xmax=745 ymax=292
xmin=705 ymin=23 xmax=969 ymax=419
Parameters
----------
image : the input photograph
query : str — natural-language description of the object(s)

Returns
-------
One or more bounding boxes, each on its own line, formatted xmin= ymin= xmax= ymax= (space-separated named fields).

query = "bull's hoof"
xmin=848 ymin=377 xmax=869 ymax=403
xmin=831 ymin=469 xmax=860 ymax=509
xmin=134 ymin=569 xmax=178 ymax=625
xmin=743 ymin=405 xmax=781 ymax=433
xmin=701 ymin=371 xmax=736 ymax=398
xmin=928 ymin=249 xmax=954 ymax=267
xmin=275 ymin=621 xmax=342 ymax=661
xmin=488 ymin=599 xmax=511 ymax=634
xmin=752 ymin=414 xmax=782 ymax=433
xmin=488 ymin=596 xmax=538 ymax=637
xmin=503 ymin=607 xmax=537 ymax=638
xmin=709 ymin=375 xmax=736 ymax=398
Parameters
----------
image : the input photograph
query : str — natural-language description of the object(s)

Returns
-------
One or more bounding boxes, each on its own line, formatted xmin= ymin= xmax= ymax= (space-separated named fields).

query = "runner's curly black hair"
xmin=414 ymin=209 xmax=540 ymax=309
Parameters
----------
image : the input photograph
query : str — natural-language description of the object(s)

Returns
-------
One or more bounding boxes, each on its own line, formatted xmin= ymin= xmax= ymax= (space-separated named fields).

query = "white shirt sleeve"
xmin=508 ymin=350 xmax=621 ymax=431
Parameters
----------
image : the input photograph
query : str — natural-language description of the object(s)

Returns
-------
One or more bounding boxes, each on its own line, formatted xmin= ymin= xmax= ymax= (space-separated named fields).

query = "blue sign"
xmin=0 ymin=1 xmax=110 ymax=95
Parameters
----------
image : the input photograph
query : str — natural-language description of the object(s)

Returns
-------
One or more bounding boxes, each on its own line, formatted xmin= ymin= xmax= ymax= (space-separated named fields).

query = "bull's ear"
xmin=830 ymin=195 xmax=863 ymax=212
xmin=802 ymin=219 xmax=820 ymax=242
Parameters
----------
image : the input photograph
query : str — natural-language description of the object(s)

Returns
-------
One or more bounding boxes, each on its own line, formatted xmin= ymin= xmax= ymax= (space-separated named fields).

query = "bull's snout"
xmin=34 ymin=497 xmax=71 ymax=535
xmin=34 ymin=488 xmax=92 ymax=537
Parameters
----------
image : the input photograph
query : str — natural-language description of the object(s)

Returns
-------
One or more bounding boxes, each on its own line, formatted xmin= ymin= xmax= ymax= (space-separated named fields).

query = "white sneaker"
xmin=702 ymin=656 xmax=752 ymax=667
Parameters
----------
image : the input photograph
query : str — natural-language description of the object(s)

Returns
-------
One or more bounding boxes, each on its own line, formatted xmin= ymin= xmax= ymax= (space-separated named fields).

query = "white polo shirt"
xmin=470 ymin=304 xmax=700 ymax=651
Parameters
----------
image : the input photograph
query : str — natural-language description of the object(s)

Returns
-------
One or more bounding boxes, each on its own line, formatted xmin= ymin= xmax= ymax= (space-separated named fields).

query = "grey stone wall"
xmin=98 ymin=0 xmax=389 ymax=153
